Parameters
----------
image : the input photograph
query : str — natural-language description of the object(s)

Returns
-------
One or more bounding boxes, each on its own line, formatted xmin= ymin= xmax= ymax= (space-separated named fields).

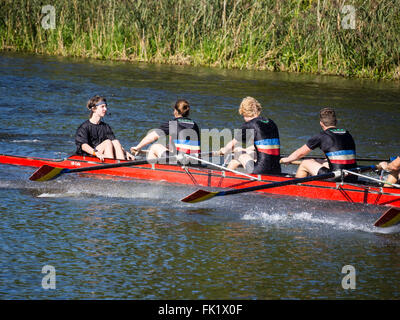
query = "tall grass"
xmin=1 ymin=0 xmax=399 ymax=80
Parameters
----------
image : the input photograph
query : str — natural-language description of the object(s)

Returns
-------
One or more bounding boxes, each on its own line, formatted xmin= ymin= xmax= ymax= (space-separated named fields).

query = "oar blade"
xmin=29 ymin=165 xmax=68 ymax=181
xmin=374 ymin=207 xmax=400 ymax=228
xmin=181 ymin=189 xmax=219 ymax=203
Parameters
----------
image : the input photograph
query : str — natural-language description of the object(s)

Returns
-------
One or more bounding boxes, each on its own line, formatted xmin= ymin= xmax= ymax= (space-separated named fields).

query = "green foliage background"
xmin=1 ymin=0 xmax=399 ymax=79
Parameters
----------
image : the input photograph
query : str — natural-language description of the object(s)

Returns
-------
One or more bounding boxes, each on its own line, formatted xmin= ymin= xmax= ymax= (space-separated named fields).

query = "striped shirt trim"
xmin=254 ymin=138 xmax=280 ymax=155
xmin=326 ymin=150 xmax=356 ymax=164
xmin=174 ymin=139 xmax=200 ymax=146
xmin=173 ymin=139 xmax=201 ymax=154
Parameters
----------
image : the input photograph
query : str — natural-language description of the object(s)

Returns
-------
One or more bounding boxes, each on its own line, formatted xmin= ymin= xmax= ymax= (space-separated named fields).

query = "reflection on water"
xmin=0 ymin=52 xmax=399 ymax=299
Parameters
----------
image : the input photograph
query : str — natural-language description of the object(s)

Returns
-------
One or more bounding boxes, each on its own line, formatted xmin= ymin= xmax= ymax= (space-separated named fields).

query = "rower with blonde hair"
xmin=219 ymin=97 xmax=281 ymax=174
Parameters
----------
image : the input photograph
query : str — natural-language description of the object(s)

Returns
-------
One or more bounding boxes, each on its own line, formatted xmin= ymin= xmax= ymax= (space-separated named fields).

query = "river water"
xmin=0 ymin=52 xmax=399 ymax=300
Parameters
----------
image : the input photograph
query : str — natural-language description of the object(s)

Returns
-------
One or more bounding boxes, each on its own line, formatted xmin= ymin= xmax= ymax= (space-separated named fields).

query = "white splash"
xmin=242 ymin=210 xmax=400 ymax=234
xmin=10 ymin=139 xmax=41 ymax=143
xmin=37 ymin=192 xmax=70 ymax=198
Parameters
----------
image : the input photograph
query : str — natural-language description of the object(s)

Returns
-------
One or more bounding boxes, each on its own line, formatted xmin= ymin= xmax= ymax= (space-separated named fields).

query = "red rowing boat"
xmin=1 ymin=153 xmax=400 ymax=209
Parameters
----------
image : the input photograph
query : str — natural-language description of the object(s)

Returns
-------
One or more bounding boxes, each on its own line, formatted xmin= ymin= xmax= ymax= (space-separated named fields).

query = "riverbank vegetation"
xmin=1 ymin=0 xmax=399 ymax=80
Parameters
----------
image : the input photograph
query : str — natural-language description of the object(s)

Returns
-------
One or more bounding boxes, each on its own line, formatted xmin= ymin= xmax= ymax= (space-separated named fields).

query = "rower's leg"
xmin=227 ymin=153 xmax=255 ymax=173
xmin=384 ymin=170 xmax=400 ymax=187
xmin=227 ymin=159 xmax=241 ymax=170
xmin=238 ymin=153 xmax=255 ymax=173
xmin=296 ymin=159 xmax=328 ymax=178
xmin=96 ymin=139 xmax=114 ymax=159
xmin=244 ymin=146 xmax=256 ymax=160
xmin=227 ymin=147 xmax=245 ymax=170
xmin=148 ymin=143 xmax=168 ymax=161
xmin=111 ymin=139 xmax=126 ymax=160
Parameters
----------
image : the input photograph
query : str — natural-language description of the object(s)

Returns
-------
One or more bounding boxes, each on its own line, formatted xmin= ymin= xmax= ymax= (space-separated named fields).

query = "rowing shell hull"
xmin=1 ymin=154 xmax=400 ymax=208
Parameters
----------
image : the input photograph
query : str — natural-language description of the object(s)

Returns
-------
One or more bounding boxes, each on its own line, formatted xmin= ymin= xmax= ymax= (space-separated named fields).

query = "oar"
xmin=181 ymin=165 xmax=377 ymax=203
xmin=374 ymin=207 xmax=400 ymax=228
xmin=280 ymin=154 xmax=393 ymax=162
xmin=342 ymin=169 xmax=400 ymax=188
xmin=29 ymin=158 xmax=165 ymax=182
xmin=183 ymin=153 xmax=260 ymax=181
xmin=30 ymin=152 xmax=211 ymax=182
xmin=280 ymin=159 xmax=302 ymax=165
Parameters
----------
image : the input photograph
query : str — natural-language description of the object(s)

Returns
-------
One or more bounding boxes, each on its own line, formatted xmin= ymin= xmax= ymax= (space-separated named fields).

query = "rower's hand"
xmin=130 ymin=146 xmax=141 ymax=156
xmin=280 ymin=157 xmax=291 ymax=164
xmin=126 ymin=152 xmax=135 ymax=161
xmin=378 ymin=161 xmax=388 ymax=171
xmin=233 ymin=147 xmax=245 ymax=154
xmin=95 ymin=151 xmax=105 ymax=162
xmin=217 ymin=148 xmax=225 ymax=156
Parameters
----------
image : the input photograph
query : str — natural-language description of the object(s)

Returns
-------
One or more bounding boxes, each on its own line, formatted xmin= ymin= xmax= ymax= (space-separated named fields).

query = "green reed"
xmin=1 ymin=0 xmax=399 ymax=80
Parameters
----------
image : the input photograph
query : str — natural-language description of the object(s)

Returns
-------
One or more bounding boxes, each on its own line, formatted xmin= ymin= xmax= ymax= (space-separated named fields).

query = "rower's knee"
xmin=99 ymin=139 xmax=114 ymax=154
xmin=150 ymin=143 xmax=167 ymax=156
xmin=238 ymin=153 xmax=255 ymax=172
xmin=296 ymin=159 xmax=323 ymax=178
xmin=295 ymin=167 xmax=307 ymax=178
xmin=243 ymin=161 xmax=255 ymax=173
xmin=103 ymin=139 xmax=113 ymax=149
xmin=147 ymin=143 xmax=168 ymax=161
xmin=227 ymin=159 xmax=240 ymax=170
xmin=111 ymin=139 xmax=122 ymax=148
xmin=298 ymin=159 xmax=314 ymax=168
xmin=111 ymin=139 xmax=126 ymax=159
xmin=386 ymin=172 xmax=400 ymax=185
xmin=295 ymin=160 xmax=310 ymax=178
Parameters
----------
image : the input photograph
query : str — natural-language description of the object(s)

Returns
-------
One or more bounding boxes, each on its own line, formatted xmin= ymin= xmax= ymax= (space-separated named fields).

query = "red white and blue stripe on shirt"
xmin=173 ymin=139 xmax=201 ymax=154
xmin=326 ymin=149 xmax=356 ymax=165
xmin=254 ymin=138 xmax=280 ymax=156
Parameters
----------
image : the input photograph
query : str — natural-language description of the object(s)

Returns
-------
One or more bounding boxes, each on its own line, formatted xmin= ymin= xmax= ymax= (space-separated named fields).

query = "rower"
xmin=130 ymin=99 xmax=201 ymax=162
xmin=378 ymin=156 xmax=400 ymax=186
xmin=75 ymin=95 xmax=135 ymax=161
xmin=218 ymin=96 xmax=281 ymax=174
xmin=280 ymin=107 xmax=357 ymax=182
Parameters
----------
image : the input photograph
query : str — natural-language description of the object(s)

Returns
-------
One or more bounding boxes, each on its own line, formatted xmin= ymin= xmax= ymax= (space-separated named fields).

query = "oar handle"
xmin=280 ymin=159 xmax=302 ymax=165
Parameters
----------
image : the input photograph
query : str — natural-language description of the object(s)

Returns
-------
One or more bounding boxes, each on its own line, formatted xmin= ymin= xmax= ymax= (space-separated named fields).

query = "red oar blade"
xmin=181 ymin=189 xmax=219 ymax=203
xmin=29 ymin=165 xmax=67 ymax=181
xmin=374 ymin=207 xmax=400 ymax=228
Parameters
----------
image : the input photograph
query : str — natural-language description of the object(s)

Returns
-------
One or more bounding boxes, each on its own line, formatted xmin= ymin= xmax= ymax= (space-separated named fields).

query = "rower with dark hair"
xmin=130 ymin=99 xmax=201 ymax=161
xmin=75 ymin=95 xmax=135 ymax=161
xmin=280 ymin=107 xmax=357 ymax=182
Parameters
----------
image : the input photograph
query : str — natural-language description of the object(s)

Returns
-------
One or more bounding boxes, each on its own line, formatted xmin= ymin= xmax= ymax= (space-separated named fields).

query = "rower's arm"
xmin=389 ymin=156 xmax=400 ymax=171
xmin=81 ymin=143 xmax=97 ymax=156
xmin=220 ymin=139 xmax=238 ymax=155
xmin=380 ymin=156 xmax=400 ymax=172
xmin=132 ymin=131 xmax=160 ymax=151
xmin=281 ymin=144 xmax=312 ymax=164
